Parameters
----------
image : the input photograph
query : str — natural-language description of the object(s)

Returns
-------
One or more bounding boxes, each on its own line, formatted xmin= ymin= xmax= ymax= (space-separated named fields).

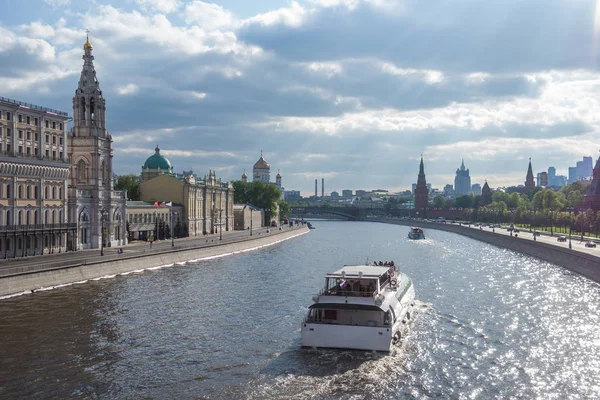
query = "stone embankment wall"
xmin=369 ymin=218 xmax=600 ymax=283
xmin=1 ymin=226 xmax=309 ymax=297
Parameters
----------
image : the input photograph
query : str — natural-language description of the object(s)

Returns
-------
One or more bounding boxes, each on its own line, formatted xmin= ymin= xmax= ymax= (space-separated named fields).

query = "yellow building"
xmin=138 ymin=147 xmax=234 ymax=236
xmin=0 ymin=96 xmax=74 ymax=257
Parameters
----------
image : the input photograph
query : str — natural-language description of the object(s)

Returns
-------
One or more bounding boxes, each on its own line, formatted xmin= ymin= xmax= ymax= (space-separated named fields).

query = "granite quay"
xmin=368 ymin=217 xmax=600 ymax=284
xmin=0 ymin=224 xmax=309 ymax=298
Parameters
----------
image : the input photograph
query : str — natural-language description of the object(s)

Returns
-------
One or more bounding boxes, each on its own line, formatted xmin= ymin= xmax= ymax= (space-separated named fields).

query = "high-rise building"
xmin=471 ymin=183 xmax=482 ymax=195
xmin=568 ymin=167 xmax=577 ymax=184
xmin=579 ymin=155 xmax=600 ymax=212
xmin=321 ymin=178 xmax=324 ymax=198
xmin=68 ymin=34 xmax=128 ymax=249
xmin=536 ymin=171 xmax=548 ymax=187
xmin=414 ymin=155 xmax=429 ymax=216
xmin=342 ymin=189 xmax=353 ymax=198
xmin=454 ymin=159 xmax=471 ymax=195
xmin=525 ymin=158 xmax=535 ymax=189
xmin=443 ymin=184 xmax=454 ymax=196
xmin=0 ymin=97 xmax=71 ymax=258
xmin=314 ymin=179 xmax=317 ymax=197
xmin=547 ymin=167 xmax=556 ymax=187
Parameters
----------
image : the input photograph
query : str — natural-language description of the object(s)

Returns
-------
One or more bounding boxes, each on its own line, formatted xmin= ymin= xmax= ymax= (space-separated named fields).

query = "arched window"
xmin=100 ymin=160 xmax=105 ymax=183
xmin=34 ymin=210 xmax=39 ymax=224
xmin=90 ymin=98 xmax=95 ymax=121
xmin=52 ymin=187 xmax=56 ymax=199
xmin=44 ymin=186 xmax=48 ymax=199
xmin=18 ymin=210 xmax=22 ymax=225
xmin=59 ymin=210 xmax=63 ymax=223
xmin=18 ymin=185 xmax=23 ymax=199
xmin=6 ymin=184 xmax=11 ymax=199
xmin=26 ymin=210 xmax=31 ymax=225
xmin=52 ymin=210 xmax=56 ymax=224
xmin=6 ymin=210 xmax=11 ymax=225
xmin=44 ymin=210 xmax=49 ymax=224
xmin=81 ymin=97 xmax=86 ymax=120
xmin=26 ymin=185 xmax=31 ymax=199
xmin=34 ymin=186 xmax=38 ymax=199
xmin=78 ymin=159 xmax=87 ymax=184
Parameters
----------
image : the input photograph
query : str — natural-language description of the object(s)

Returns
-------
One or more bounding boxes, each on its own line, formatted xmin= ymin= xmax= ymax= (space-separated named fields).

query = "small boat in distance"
xmin=408 ymin=227 xmax=425 ymax=240
xmin=301 ymin=262 xmax=415 ymax=352
xmin=307 ymin=222 xmax=315 ymax=229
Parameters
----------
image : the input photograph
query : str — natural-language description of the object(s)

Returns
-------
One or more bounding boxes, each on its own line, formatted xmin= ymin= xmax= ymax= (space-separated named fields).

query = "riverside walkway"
xmin=0 ymin=225 xmax=296 ymax=278
xmin=368 ymin=217 xmax=600 ymax=283
xmin=464 ymin=223 xmax=599 ymax=257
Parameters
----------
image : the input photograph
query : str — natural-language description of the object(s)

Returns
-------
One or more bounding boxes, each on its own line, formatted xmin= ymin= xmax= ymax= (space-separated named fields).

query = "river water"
xmin=1 ymin=221 xmax=600 ymax=399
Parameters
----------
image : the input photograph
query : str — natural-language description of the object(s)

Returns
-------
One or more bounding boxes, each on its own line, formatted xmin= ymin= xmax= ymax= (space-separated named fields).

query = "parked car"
xmin=557 ymin=236 xmax=567 ymax=242
xmin=514 ymin=228 xmax=520 ymax=233
xmin=533 ymin=231 xmax=541 ymax=237
xmin=585 ymin=241 xmax=597 ymax=248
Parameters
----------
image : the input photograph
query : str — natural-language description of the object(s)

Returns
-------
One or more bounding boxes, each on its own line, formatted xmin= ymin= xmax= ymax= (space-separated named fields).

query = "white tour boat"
xmin=301 ymin=262 xmax=415 ymax=352
xmin=408 ymin=227 xmax=425 ymax=240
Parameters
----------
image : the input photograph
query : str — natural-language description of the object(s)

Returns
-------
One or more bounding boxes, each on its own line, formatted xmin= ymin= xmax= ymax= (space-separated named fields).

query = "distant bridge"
xmin=290 ymin=206 xmax=367 ymax=221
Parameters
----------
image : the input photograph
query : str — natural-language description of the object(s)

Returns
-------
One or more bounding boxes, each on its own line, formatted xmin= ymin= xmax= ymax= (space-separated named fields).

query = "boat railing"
xmin=303 ymin=315 xmax=391 ymax=328
xmin=321 ymin=288 xmax=378 ymax=298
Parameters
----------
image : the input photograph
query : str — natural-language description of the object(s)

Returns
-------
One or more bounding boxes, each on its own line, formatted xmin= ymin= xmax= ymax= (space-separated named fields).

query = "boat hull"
xmin=408 ymin=233 xmax=425 ymax=240
xmin=301 ymin=323 xmax=393 ymax=352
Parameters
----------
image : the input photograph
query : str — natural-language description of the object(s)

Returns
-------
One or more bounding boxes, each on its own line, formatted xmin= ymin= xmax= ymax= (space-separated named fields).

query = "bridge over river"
xmin=290 ymin=206 xmax=370 ymax=221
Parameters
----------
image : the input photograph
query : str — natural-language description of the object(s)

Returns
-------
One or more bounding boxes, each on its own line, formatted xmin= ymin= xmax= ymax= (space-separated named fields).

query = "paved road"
xmin=0 ymin=225 xmax=301 ymax=277
xmin=457 ymin=222 xmax=599 ymax=257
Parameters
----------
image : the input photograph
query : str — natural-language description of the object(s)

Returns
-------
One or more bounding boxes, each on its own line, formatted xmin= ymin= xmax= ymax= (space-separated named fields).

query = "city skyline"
xmin=2 ymin=0 xmax=600 ymax=195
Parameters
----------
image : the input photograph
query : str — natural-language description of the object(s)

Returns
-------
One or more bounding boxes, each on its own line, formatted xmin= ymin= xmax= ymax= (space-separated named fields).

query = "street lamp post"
xmin=581 ymin=211 xmax=585 ymax=243
xmin=171 ymin=208 xmax=175 ymax=247
xmin=100 ymin=209 xmax=107 ymax=256
xmin=250 ymin=208 xmax=253 ymax=236
xmin=219 ymin=209 xmax=222 ymax=241
xmin=567 ymin=207 xmax=574 ymax=249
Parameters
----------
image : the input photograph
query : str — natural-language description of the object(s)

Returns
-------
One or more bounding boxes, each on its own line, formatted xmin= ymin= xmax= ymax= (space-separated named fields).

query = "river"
xmin=1 ymin=220 xmax=600 ymax=399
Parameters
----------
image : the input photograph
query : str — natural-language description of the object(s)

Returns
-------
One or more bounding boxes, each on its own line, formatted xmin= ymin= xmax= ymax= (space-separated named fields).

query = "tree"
xmin=433 ymin=195 xmax=445 ymax=208
xmin=232 ymin=180 xmax=282 ymax=219
xmin=115 ymin=174 xmax=140 ymax=200
xmin=278 ymin=200 xmax=291 ymax=219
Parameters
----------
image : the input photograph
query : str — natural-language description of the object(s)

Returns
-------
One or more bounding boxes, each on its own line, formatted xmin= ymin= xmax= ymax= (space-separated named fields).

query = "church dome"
xmin=143 ymin=145 xmax=172 ymax=170
xmin=253 ymin=155 xmax=270 ymax=170
xmin=242 ymin=171 xmax=248 ymax=179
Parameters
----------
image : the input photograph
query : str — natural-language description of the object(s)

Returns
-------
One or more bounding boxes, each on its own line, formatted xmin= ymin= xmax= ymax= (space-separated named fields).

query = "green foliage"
xmin=115 ymin=174 xmax=140 ymax=200
xmin=278 ymin=200 xmax=291 ymax=219
xmin=560 ymin=181 xmax=589 ymax=208
xmin=232 ymin=180 xmax=282 ymax=215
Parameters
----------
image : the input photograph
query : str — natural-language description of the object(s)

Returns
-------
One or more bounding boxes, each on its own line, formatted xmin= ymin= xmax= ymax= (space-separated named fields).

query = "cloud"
xmin=1 ymin=0 xmax=600 ymax=194
xmin=135 ymin=0 xmax=181 ymax=13
xmin=184 ymin=1 xmax=234 ymax=30
xmin=116 ymin=83 xmax=139 ymax=95
xmin=43 ymin=0 xmax=70 ymax=7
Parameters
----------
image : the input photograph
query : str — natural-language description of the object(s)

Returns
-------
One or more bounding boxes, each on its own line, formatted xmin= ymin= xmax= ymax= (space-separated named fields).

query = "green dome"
xmin=143 ymin=145 xmax=172 ymax=170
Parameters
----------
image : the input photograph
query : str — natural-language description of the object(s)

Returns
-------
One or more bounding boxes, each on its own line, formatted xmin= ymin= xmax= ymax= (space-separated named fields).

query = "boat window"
xmin=323 ymin=309 xmax=338 ymax=320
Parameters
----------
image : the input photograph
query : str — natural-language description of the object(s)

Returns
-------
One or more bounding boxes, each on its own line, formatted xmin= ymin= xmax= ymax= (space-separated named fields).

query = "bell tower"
xmin=68 ymin=33 xmax=127 ymax=250
xmin=73 ymin=32 xmax=107 ymax=138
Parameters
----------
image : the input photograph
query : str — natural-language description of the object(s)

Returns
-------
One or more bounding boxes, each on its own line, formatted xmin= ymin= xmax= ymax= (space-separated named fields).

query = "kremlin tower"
xmin=414 ymin=155 xmax=429 ymax=217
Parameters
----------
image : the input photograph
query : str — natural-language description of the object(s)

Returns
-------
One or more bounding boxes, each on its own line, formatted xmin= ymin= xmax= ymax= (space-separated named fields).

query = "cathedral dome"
xmin=253 ymin=155 xmax=270 ymax=170
xmin=242 ymin=171 xmax=248 ymax=179
xmin=143 ymin=146 xmax=172 ymax=170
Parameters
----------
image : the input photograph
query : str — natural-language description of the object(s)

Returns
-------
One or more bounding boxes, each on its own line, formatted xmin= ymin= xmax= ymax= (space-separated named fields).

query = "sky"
xmin=2 ymin=0 xmax=600 ymax=196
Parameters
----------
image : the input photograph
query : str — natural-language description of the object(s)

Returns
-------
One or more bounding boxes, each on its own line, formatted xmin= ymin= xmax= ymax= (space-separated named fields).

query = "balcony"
xmin=0 ymin=223 xmax=77 ymax=233
xmin=0 ymin=151 xmax=70 ymax=165
xmin=0 ymin=96 xmax=69 ymax=117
